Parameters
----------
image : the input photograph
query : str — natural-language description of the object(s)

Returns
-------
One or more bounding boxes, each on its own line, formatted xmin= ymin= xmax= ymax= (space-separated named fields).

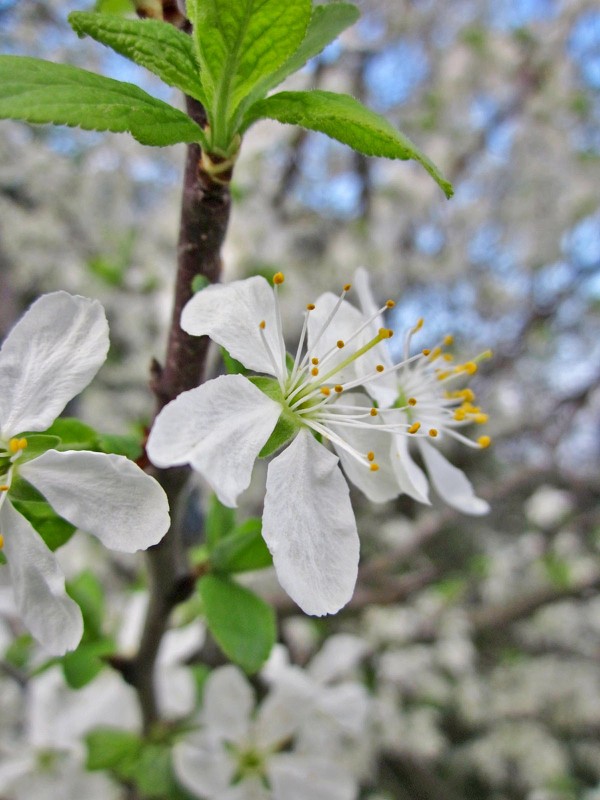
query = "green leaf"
xmin=205 ymin=494 xmax=236 ymax=549
xmin=66 ymin=570 xmax=105 ymax=638
xmin=242 ymin=90 xmax=454 ymax=198
xmin=245 ymin=3 xmax=360 ymax=109
xmin=86 ymin=728 xmax=142 ymax=771
xmin=62 ymin=639 xmax=114 ymax=688
xmin=10 ymin=478 xmax=77 ymax=551
xmin=198 ymin=574 xmax=275 ymax=673
xmin=220 ymin=346 xmax=247 ymax=375
xmin=188 ymin=0 xmax=311 ymax=143
xmin=68 ymin=13 xmax=207 ymax=106
xmin=0 ymin=56 xmax=205 ymax=147
xmin=97 ymin=433 xmax=142 ymax=460
xmin=44 ymin=418 xmax=100 ymax=451
xmin=209 ymin=518 xmax=273 ymax=573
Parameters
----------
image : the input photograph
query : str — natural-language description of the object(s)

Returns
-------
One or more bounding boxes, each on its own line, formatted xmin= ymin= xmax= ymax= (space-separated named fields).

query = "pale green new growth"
xmin=242 ymin=89 xmax=454 ymax=198
xmin=188 ymin=0 xmax=311 ymax=147
xmin=0 ymin=56 xmax=205 ymax=147
xmin=68 ymin=12 xmax=207 ymax=107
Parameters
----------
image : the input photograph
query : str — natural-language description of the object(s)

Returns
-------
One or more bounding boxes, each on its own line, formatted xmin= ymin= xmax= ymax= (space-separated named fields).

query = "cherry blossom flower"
xmin=147 ymin=273 xmax=407 ymax=616
xmin=173 ymin=665 xmax=357 ymax=800
xmin=0 ymin=292 xmax=170 ymax=655
xmin=351 ymin=268 xmax=491 ymax=514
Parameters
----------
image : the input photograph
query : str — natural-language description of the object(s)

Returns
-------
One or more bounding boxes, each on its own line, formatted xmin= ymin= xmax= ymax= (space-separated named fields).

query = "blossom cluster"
xmin=148 ymin=268 xmax=491 ymax=618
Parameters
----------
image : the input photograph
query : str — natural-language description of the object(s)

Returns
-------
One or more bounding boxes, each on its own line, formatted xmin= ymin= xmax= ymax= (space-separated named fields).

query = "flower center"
xmin=0 ymin=437 xmax=28 ymax=549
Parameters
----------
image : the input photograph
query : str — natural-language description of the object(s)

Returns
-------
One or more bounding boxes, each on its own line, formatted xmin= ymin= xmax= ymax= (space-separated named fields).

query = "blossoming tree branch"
xmin=0 ymin=0 xmax=492 ymax=795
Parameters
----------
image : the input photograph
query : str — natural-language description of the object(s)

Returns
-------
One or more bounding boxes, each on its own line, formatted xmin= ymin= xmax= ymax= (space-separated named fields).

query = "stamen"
xmin=408 ymin=397 xmax=417 ymax=406
xmin=386 ymin=300 xmax=395 ymax=308
xmin=306 ymin=303 xmax=315 ymax=311
xmin=412 ymin=318 xmax=424 ymax=333
xmin=0 ymin=534 xmax=3 ymax=549
xmin=478 ymin=435 xmax=491 ymax=448
xmin=408 ymin=422 xmax=421 ymax=434
xmin=369 ymin=463 xmax=380 ymax=472
xmin=376 ymin=364 xmax=385 ymax=373
xmin=258 ymin=322 xmax=283 ymax=381
xmin=259 ymin=320 xmax=266 ymax=329
xmin=273 ymin=272 xmax=285 ymax=285
xmin=9 ymin=438 xmax=27 ymax=454
xmin=320 ymin=387 xmax=331 ymax=396
xmin=367 ymin=451 xmax=375 ymax=461
xmin=422 ymin=349 xmax=431 ymax=356
xmin=444 ymin=334 xmax=454 ymax=346
xmin=311 ymin=357 xmax=319 ymax=365
xmin=337 ymin=340 xmax=345 ymax=349
xmin=343 ymin=283 xmax=352 ymax=292
xmin=0 ymin=485 xmax=9 ymax=492
xmin=429 ymin=428 xmax=439 ymax=437
xmin=311 ymin=367 xmax=319 ymax=376
xmin=370 ymin=408 xmax=378 ymax=416
xmin=334 ymin=385 xmax=343 ymax=393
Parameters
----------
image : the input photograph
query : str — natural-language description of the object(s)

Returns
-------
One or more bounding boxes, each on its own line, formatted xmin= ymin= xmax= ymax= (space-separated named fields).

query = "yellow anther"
xmin=378 ymin=328 xmax=393 ymax=339
xmin=343 ymin=283 xmax=352 ymax=292
xmin=311 ymin=357 xmax=319 ymax=365
xmin=0 ymin=485 xmax=9 ymax=492
xmin=474 ymin=413 xmax=489 ymax=424
xmin=370 ymin=408 xmax=378 ymax=417
xmin=337 ymin=340 xmax=345 ymax=349
xmin=9 ymin=437 xmax=27 ymax=454
xmin=428 ymin=428 xmax=439 ymax=438
xmin=259 ymin=320 xmax=266 ymax=330
xmin=408 ymin=422 xmax=421 ymax=434
xmin=428 ymin=346 xmax=442 ymax=361
xmin=478 ymin=435 xmax=491 ymax=448
xmin=481 ymin=349 xmax=493 ymax=360
xmin=460 ymin=388 xmax=475 ymax=402
xmin=443 ymin=353 xmax=454 ymax=362
xmin=412 ymin=317 xmax=424 ymax=332
xmin=334 ymin=385 xmax=343 ymax=393
xmin=386 ymin=299 xmax=395 ymax=308
xmin=273 ymin=272 xmax=285 ymax=285
xmin=444 ymin=334 xmax=454 ymax=346
xmin=367 ymin=451 xmax=375 ymax=462
xmin=462 ymin=361 xmax=478 ymax=375
xmin=306 ymin=303 xmax=316 ymax=311
xmin=436 ymin=371 xmax=451 ymax=381
xmin=408 ymin=397 xmax=417 ymax=406
xmin=0 ymin=534 xmax=3 ymax=549
xmin=376 ymin=364 xmax=385 ymax=373
xmin=320 ymin=387 xmax=331 ymax=396
xmin=454 ymin=409 xmax=467 ymax=421
xmin=369 ymin=463 xmax=380 ymax=472
xmin=422 ymin=349 xmax=431 ymax=356
xmin=311 ymin=367 xmax=319 ymax=376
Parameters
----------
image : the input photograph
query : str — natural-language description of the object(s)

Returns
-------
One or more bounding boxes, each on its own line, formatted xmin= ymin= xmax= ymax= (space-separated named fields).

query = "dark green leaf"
xmin=188 ymin=0 xmax=310 ymax=138
xmin=10 ymin=479 xmax=76 ymax=551
xmin=245 ymin=3 xmax=360 ymax=109
xmin=209 ymin=518 xmax=273 ymax=573
xmin=68 ymin=13 xmax=207 ymax=106
xmin=199 ymin=574 xmax=276 ymax=673
xmin=220 ymin=346 xmax=247 ymax=375
xmin=16 ymin=434 xmax=61 ymax=462
xmin=0 ymin=56 xmax=205 ymax=147
xmin=66 ymin=570 xmax=105 ymax=638
xmin=44 ymin=418 xmax=100 ymax=451
xmin=242 ymin=90 xmax=454 ymax=198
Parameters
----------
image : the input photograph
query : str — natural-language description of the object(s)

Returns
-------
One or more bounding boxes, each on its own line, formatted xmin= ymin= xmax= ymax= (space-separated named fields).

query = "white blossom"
xmin=173 ymin=664 xmax=357 ymax=800
xmin=352 ymin=268 xmax=491 ymax=515
xmin=148 ymin=273 xmax=407 ymax=617
xmin=0 ymin=292 xmax=170 ymax=654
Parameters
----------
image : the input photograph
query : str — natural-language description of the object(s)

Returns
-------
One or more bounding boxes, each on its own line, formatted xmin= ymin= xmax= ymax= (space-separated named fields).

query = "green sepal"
xmin=97 ymin=433 xmax=142 ymax=461
xmin=221 ymin=346 xmax=247 ymax=376
xmin=191 ymin=274 xmax=210 ymax=293
xmin=0 ymin=56 xmax=205 ymax=147
xmin=209 ymin=518 xmax=272 ymax=573
xmin=68 ymin=12 xmax=208 ymax=108
xmin=198 ymin=574 xmax=276 ymax=673
xmin=249 ymin=376 xmax=300 ymax=457
xmin=9 ymin=476 xmax=76 ymax=551
xmin=242 ymin=89 xmax=454 ymax=198
xmin=15 ymin=434 xmax=61 ymax=462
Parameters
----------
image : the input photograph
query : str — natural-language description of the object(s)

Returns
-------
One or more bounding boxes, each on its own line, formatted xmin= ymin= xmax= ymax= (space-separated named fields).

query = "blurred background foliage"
xmin=1 ymin=1 xmax=599 ymax=798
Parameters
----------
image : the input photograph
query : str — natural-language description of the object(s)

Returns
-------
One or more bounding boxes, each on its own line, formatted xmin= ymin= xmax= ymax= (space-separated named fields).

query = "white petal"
xmin=147 ymin=375 xmax=281 ymax=507
xmin=418 ymin=439 xmax=490 ymax=515
xmin=173 ymin=736 xmax=235 ymax=798
xmin=268 ymin=754 xmax=357 ymax=800
xmin=1 ymin=501 xmax=83 ymax=654
xmin=21 ymin=450 xmax=170 ymax=552
xmin=389 ymin=431 xmax=431 ymax=504
xmin=202 ymin=665 xmax=254 ymax=743
xmin=254 ymin=671 xmax=315 ymax=750
xmin=329 ymin=395 xmax=399 ymax=503
xmin=220 ymin=778 xmax=271 ymax=800
xmin=308 ymin=634 xmax=369 ymax=684
xmin=181 ymin=276 xmax=284 ymax=377
xmin=316 ymin=683 xmax=370 ymax=736
xmin=353 ymin=267 xmax=382 ymax=321
xmin=262 ymin=430 xmax=359 ymax=616
xmin=0 ymin=292 xmax=108 ymax=438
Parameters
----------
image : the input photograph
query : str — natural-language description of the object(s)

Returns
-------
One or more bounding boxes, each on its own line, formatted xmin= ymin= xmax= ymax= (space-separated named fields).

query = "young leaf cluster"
xmin=0 ymin=1 xmax=453 ymax=195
